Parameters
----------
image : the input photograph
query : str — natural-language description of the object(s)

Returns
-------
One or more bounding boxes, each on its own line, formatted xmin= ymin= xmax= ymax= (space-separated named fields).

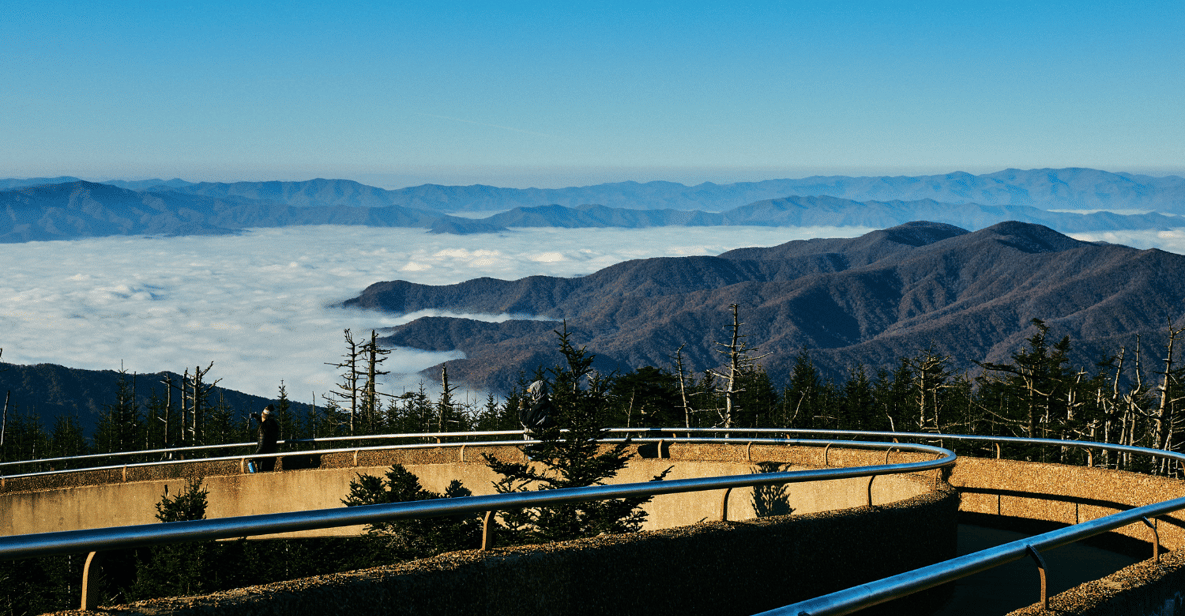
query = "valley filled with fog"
xmin=1 ymin=225 xmax=881 ymax=401
xmin=5 ymin=224 xmax=1184 ymax=402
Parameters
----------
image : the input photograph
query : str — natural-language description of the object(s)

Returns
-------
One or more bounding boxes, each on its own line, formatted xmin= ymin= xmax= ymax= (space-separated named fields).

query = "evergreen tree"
xmin=782 ymin=348 xmax=822 ymax=428
xmin=978 ymin=320 xmax=1073 ymax=441
xmin=92 ymin=369 xmax=144 ymax=454
xmin=128 ymin=478 xmax=214 ymax=600
xmin=873 ymin=359 xmax=914 ymax=433
xmin=49 ymin=415 xmax=88 ymax=463
xmin=0 ymin=408 xmax=48 ymax=464
xmin=610 ymin=366 xmax=682 ymax=428
xmin=473 ymin=392 xmax=519 ymax=431
xmin=274 ymin=382 xmax=300 ymax=444
xmin=839 ymin=364 xmax=878 ymax=431
xmin=483 ymin=325 xmax=670 ymax=544
xmin=342 ymin=463 xmax=480 ymax=559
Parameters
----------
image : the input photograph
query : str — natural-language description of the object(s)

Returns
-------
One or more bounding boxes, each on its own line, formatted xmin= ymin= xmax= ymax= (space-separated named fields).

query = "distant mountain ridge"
xmin=0 ymin=181 xmax=439 ymax=242
xmin=3 ymin=168 xmax=1185 ymax=242
xmin=432 ymin=197 xmax=1185 ymax=235
xmin=344 ymin=221 xmax=1185 ymax=392
xmin=7 ymin=167 xmax=1184 ymax=213
xmin=157 ymin=168 xmax=1185 ymax=213
xmin=4 ymin=175 xmax=1185 ymax=243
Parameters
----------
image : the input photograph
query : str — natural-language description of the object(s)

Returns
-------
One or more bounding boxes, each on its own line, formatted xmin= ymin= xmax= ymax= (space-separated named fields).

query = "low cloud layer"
xmin=0 ymin=225 xmax=870 ymax=401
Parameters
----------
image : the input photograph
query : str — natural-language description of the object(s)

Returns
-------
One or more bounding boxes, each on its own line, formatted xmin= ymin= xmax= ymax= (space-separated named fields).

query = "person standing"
xmin=250 ymin=404 xmax=281 ymax=472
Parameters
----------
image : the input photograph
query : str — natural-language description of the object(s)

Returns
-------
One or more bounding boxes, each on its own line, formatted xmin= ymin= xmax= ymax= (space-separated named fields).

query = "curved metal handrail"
xmin=0 ymin=437 xmax=954 ymax=560
xmin=0 ymin=437 xmax=532 ymax=481
xmin=750 ymin=430 xmax=1185 ymax=616
xmin=0 ymin=430 xmax=528 ymax=473
xmin=6 ymin=427 xmax=1180 ymax=613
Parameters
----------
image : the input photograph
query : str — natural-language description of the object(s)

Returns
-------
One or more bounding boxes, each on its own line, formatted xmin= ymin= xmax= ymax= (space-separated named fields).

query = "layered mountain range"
xmin=7 ymin=167 xmax=1184 ymax=212
xmin=345 ymin=221 xmax=1185 ymax=392
xmin=2 ymin=168 xmax=1184 ymax=242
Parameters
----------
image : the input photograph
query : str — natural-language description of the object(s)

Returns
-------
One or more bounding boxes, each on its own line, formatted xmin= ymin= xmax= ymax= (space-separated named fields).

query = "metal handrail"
xmin=752 ymin=430 xmax=1185 ymax=616
xmin=0 ymin=437 xmax=533 ymax=481
xmin=0 ymin=430 xmax=528 ymax=472
xmin=8 ymin=427 xmax=1181 ymax=613
xmin=0 ymin=437 xmax=955 ymax=560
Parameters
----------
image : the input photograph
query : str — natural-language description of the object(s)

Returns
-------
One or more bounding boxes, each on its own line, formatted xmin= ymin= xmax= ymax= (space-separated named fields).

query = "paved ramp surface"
xmin=930 ymin=524 xmax=1139 ymax=615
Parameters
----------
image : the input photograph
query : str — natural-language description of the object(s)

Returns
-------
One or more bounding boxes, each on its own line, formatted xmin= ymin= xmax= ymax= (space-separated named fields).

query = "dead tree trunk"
xmin=673 ymin=345 xmax=693 ymax=431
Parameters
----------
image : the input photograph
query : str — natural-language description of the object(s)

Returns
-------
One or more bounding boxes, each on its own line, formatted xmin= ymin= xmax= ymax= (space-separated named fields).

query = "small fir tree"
xmin=342 ymin=463 xmax=480 ymax=559
xmin=483 ymin=325 xmax=670 ymax=544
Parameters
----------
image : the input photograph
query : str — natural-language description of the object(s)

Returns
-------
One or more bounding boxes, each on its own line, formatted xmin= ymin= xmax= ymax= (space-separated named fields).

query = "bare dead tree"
xmin=707 ymin=304 xmax=769 ymax=430
xmin=437 ymin=365 xmax=459 ymax=441
xmin=363 ymin=330 xmax=391 ymax=433
xmin=671 ymin=345 xmax=694 ymax=430
xmin=159 ymin=373 xmax=175 ymax=447
xmin=1150 ymin=324 xmax=1185 ymax=474
xmin=327 ymin=329 xmax=362 ymax=434
xmin=1 ymin=347 xmax=7 ymax=449
xmin=185 ymin=362 xmax=218 ymax=444
xmin=908 ymin=345 xmax=952 ymax=432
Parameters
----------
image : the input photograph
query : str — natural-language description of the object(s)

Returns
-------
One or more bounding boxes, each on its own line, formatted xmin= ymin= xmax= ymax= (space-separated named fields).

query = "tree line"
xmin=5 ymin=311 xmax=1185 ymax=476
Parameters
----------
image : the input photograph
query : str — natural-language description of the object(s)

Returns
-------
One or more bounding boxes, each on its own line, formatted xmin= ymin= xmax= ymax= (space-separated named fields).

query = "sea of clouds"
xmin=0 ymin=225 xmax=880 ymax=403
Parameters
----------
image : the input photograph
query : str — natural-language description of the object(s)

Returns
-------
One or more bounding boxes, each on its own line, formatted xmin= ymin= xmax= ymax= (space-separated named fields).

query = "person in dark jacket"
xmin=519 ymin=380 xmax=556 ymax=432
xmin=250 ymin=405 xmax=280 ymax=472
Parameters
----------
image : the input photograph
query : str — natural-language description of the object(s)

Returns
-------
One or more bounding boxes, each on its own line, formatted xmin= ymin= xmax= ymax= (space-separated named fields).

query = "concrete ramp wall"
xmin=109 ymin=485 xmax=962 ymax=616
xmin=1 ymin=442 xmax=933 ymax=538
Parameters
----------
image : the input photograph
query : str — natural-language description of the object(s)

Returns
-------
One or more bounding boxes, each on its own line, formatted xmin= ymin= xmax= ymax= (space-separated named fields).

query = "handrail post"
xmin=867 ymin=475 xmax=875 ymax=507
xmin=81 ymin=551 xmax=103 ymax=610
xmin=823 ymin=443 xmax=832 ymax=467
xmin=481 ymin=510 xmax=496 ymax=550
xmin=721 ymin=487 xmax=734 ymax=521
xmin=1026 ymin=545 xmax=1049 ymax=610
xmin=1141 ymin=516 xmax=1161 ymax=561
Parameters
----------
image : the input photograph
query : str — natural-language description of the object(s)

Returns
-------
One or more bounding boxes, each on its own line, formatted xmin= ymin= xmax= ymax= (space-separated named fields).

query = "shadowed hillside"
xmin=0 ymin=362 xmax=274 ymax=435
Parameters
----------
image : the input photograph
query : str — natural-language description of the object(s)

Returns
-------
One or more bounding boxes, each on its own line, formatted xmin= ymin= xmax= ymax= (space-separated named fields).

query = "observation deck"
xmin=3 ymin=430 xmax=1183 ymax=615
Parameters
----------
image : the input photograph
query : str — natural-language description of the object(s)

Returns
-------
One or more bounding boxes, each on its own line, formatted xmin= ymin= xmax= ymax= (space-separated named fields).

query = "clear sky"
xmin=2 ymin=1 xmax=1183 ymax=188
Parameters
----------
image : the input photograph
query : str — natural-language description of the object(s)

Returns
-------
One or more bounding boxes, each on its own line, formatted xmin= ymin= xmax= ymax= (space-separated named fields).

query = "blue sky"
xmin=2 ymin=1 xmax=1182 ymax=188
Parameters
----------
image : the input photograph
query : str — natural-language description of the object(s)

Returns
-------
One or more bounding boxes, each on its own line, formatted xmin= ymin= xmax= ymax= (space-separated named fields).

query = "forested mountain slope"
xmin=346 ymin=221 xmax=1185 ymax=392
xmin=0 ymin=362 xmax=273 ymax=434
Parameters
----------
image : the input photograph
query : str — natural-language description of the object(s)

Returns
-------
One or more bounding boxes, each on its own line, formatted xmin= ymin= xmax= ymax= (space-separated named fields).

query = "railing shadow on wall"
xmin=958 ymin=485 xmax=1185 ymax=536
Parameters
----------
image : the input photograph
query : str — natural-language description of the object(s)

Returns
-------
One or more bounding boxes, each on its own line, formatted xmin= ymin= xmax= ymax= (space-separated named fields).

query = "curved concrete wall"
xmin=949 ymin=456 xmax=1185 ymax=550
xmin=12 ymin=441 xmax=1182 ymax=614
xmin=112 ymin=485 xmax=963 ymax=616
xmin=6 ymin=444 xmax=1182 ymax=551
xmin=1 ymin=442 xmax=932 ymax=538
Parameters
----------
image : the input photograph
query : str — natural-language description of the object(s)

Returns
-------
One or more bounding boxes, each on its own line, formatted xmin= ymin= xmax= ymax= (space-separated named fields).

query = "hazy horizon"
xmin=7 ymin=164 xmax=1185 ymax=193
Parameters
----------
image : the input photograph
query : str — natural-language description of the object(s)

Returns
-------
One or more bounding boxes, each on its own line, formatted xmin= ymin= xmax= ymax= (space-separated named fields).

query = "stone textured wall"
xmin=1 ymin=443 xmax=932 ymax=537
xmin=1009 ymin=550 xmax=1185 ymax=616
xmin=950 ymin=457 xmax=1185 ymax=550
xmin=91 ymin=485 xmax=959 ymax=616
